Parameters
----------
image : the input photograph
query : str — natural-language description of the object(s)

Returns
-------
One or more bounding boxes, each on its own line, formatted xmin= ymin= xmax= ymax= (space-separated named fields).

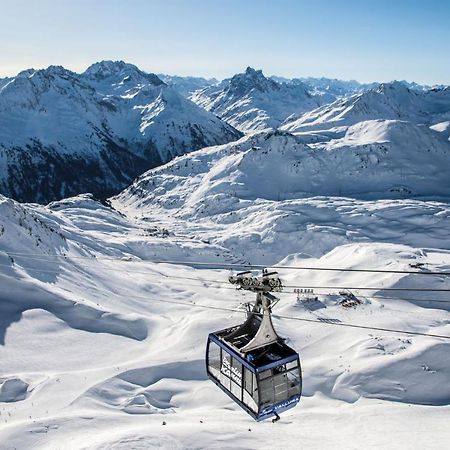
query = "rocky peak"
xmin=82 ymin=60 xmax=165 ymax=86
xmin=376 ymin=81 xmax=414 ymax=96
xmin=227 ymin=66 xmax=279 ymax=97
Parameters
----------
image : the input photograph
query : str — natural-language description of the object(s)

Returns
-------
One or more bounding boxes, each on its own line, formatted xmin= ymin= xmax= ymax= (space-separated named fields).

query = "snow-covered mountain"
xmin=272 ymin=76 xmax=443 ymax=100
xmin=2 ymin=129 xmax=450 ymax=448
xmin=0 ymin=76 xmax=12 ymax=90
xmin=158 ymin=74 xmax=218 ymax=97
xmin=0 ymin=61 xmax=241 ymax=203
xmin=399 ymin=80 xmax=447 ymax=91
xmin=78 ymin=61 xmax=242 ymax=163
xmin=81 ymin=60 xmax=165 ymax=95
xmin=295 ymin=77 xmax=377 ymax=103
xmin=270 ymin=76 xmax=375 ymax=102
xmin=115 ymin=122 xmax=450 ymax=216
xmin=281 ymin=82 xmax=450 ymax=133
xmin=190 ymin=67 xmax=322 ymax=133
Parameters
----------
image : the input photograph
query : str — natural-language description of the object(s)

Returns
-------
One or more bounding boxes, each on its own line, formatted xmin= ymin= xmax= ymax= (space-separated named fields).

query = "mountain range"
xmin=281 ymin=81 xmax=450 ymax=133
xmin=158 ymin=74 xmax=219 ymax=97
xmin=190 ymin=67 xmax=323 ymax=132
xmin=0 ymin=61 xmax=240 ymax=203
xmin=0 ymin=61 xmax=449 ymax=204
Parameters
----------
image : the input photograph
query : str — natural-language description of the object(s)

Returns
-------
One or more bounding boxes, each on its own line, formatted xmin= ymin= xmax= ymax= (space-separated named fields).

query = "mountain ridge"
xmin=115 ymin=120 xmax=450 ymax=221
xmin=190 ymin=67 xmax=321 ymax=132
xmin=0 ymin=62 xmax=241 ymax=203
xmin=281 ymin=81 xmax=450 ymax=133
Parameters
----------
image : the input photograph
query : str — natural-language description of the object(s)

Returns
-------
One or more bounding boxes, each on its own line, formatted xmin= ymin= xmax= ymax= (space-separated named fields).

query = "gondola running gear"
xmin=206 ymin=270 xmax=302 ymax=421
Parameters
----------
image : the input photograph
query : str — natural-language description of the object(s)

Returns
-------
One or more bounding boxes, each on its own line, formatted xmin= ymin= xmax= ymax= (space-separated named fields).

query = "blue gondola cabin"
xmin=206 ymin=282 xmax=302 ymax=421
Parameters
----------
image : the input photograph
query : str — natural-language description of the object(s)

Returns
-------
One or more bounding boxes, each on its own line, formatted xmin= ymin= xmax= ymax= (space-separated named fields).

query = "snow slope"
xmin=1 ymin=190 xmax=450 ymax=449
xmin=113 ymin=125 xmax=450 ymax=216
xmin=0 ymin=62 xmax=240 ymax=203
xmin=281 ymin=82 xmax=450 ymax=133
xmin=191 ymin=67 xmax=322 ymax=133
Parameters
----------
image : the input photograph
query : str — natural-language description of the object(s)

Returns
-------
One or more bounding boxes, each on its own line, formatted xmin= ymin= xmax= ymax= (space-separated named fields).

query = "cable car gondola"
xmin=206 ymin=270 xmax=302 ymax=421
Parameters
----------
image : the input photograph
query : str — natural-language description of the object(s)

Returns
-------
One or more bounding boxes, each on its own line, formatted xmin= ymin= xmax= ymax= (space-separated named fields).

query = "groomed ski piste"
xmin=1 ymin=182 xmax=450 ymax=448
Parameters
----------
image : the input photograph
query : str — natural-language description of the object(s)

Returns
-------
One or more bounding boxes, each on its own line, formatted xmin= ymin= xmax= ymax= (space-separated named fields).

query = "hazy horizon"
xmin=1 ymin=0 xmax=449 ymax=85
xmin=1 ymin=60 xmax=447 ymax=88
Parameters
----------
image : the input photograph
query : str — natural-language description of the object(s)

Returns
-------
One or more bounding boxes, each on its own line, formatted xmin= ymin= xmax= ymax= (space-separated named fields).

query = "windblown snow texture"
xmin=1 ymin=188 xmax=450 ymax=448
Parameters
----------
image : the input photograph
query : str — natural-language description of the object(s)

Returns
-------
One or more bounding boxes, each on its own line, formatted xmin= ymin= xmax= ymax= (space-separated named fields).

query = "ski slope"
xmin=1 ymin=192 xmax=450 ymax=449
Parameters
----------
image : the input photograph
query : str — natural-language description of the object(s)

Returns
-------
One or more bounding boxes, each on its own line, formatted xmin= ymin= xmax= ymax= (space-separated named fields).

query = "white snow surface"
xmin=1 ymin=174 xmax=450 ymax=448
xmin=0 ymin=62 xmax=239 ymax=158
xmin=114 ymin=126 xmax=450 ymax=207
xmin=281 ymin=82 xmax=450 ymax=133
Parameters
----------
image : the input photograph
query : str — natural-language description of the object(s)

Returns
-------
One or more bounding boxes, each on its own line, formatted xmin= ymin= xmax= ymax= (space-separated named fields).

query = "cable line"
xmin=283 ymin=285 xmax=450 ymax=292
xmin=2 ymin=260 xmax=450 ymax=294
xmin=1 ymin=261 xmax=449 ymax=339
xmin=271 ymin=312 xmax=450 ymax=340
xmin=4 ymin=251 xmax=450 ymax=277
xmin=108 ymin=292 xmax=450 ymax=340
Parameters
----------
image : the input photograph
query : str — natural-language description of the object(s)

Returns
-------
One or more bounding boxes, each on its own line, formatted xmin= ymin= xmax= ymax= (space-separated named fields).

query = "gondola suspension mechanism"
xmin=206 ymin=270 xmax=302 ymax=422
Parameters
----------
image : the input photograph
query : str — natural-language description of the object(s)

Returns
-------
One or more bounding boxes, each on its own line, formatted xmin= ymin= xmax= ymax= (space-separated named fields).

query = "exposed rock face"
xmin=0 ymin=61 xmax=241 ymax=203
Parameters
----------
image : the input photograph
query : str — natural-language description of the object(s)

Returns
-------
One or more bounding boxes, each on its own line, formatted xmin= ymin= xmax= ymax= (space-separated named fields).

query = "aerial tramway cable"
xmin=116 ymin=292 xmax=450 ymax=340
xmin=2 ymin=257 xmax=450 ymax=295
xmin=2 ymin=254 xmax=450 ymax=339
xmin=4 ymin=251 xmax=450 ymax=277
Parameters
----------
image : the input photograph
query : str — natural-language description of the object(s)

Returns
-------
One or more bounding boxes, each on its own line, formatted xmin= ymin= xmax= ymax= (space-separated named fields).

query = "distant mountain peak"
xmin=158 ymin=74 xmax=219 ymax=97
xmin=244 ymin=66 xmax=262 ymax=76
xmin=84 ymin=60 xmax=133 ymax=76
xmin=15 ymin=68 xmax=36 ymax=78
xmin=376 ymin=80 xmax=412 ymax=94
xmin=29 ymin=65 xmax=78 ymax=80
xmin=0 ymin=61 xmax=240 ymax=203
xmin=0 ymin=65 xmax=82 ymax=101
xmin=45 ymin=64 xmax=70 ymax=73
xmin=191 ymin=67 xmax=321 ymax=132
xmin=33 ymin=65 xmax=78 ymax=80
xmin=228 ymin=67 xmax=278 ymax=96
xmin=282 ymin=77 xmax=450 ymax=134
xmin=83 ymin=60 xmax=165 ymax=86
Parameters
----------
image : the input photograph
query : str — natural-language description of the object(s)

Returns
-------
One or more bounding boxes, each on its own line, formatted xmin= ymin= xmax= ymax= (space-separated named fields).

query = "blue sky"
xmin=0 ymin=0 xmax=449 ymax=84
